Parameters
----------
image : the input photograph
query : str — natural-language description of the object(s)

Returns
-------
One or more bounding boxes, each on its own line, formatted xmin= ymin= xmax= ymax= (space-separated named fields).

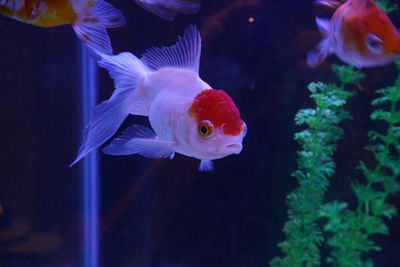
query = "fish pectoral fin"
xmin=73 ymin=0 xmax=126 ymax=55
xmin=103 ymin=124 xmax=176 ymax=159
xmin=135 ymin=0 xmax=200 ymax=20
xmin=198 ymin=160 xmax=214 ymax=172
xmin=141 ymin=25 xmax=201 ymax=72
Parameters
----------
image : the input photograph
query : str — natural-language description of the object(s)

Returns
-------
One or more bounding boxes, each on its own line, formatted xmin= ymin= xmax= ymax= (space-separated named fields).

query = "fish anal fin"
xmin=198 ymin=160 xmax=214 ymax=172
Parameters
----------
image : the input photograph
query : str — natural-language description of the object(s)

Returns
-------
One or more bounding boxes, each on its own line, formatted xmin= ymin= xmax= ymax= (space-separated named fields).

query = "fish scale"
xmin=16 ymin=0 xmax=77 ymax=26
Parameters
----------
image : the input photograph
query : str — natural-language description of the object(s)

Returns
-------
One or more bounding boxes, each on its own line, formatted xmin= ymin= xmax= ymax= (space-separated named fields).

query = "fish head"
xmin=365 ymin=6 xmax=400 ymax=55
xmin=343 ymin=1 xmax=400 ymax=65
xmin=186 ymin=89 xmax=246 ymax=160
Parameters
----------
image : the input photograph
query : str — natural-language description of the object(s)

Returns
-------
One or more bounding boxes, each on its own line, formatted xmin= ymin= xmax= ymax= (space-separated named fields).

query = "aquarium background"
xmin=1 ymin=0 xmax=400 ymax=266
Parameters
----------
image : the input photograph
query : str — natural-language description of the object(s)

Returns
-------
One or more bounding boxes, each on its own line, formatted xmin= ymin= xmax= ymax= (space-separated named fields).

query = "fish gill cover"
xmin=271 ymin=1 xmax=400 ymax=266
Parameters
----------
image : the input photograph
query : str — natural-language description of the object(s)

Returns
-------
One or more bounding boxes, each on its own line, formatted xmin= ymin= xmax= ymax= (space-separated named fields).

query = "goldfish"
xmin=307 ymin=0 xmax=400 ymax=68
xmin=0 ymin=0 xmax=126 ymax=54
xmin=134 ymin=0 xmax=201 ymax=20
xmin=71 ymin=25 xmax=247 ymax=171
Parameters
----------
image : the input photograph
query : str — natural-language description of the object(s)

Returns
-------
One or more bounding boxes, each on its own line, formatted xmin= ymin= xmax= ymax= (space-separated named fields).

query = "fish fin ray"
xmin=316 ymin=17 xmax=330 ymax=37
xmin=314 ymin=0 xmax=342 ymax=9
xmin=70 ymin=53 xmax=147 ymax=166
xmin=141 ymin=24 xmax=201 ymax=72
xmin=134 ymin=0 xmax=200 ymax=20
xmin=198 ymin=160 xmax=214 ymax=172
xmin=103 ymin=125 xmax=176 ymax=158
xmin=73 ymin=0 xmax=126 ymax=55
xmin=99 ymin=52 xmax=151 ymax=116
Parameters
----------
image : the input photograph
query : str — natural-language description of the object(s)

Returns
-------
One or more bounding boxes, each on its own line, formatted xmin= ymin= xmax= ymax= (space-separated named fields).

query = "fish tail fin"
xmin=307 ymin=38 xmax=332 ymax=67
xmin=307 ymin=17 xmax=333 ymax=67
xmin=70 ymin=52 xmax=147 ymax=166
xmin=134 ymin=0 xmax=201 ymax=20
xmin=73 ymin=0 xmax=126 ymax=55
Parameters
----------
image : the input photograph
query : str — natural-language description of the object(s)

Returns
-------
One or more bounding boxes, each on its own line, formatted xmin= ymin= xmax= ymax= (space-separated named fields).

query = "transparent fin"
xmin=307 ymin=18 xmax=333 ymax=68
xmin=141 ymin=24 xmax=201 ymax=72
xmin=73 ymin=0 xmax=126 ymax=55
xmin=307 ymin=38 xmax=333 ymax=67
xmin=71 ymin=53 xmax=147 ymax=166
xmin=103 ymin=124 xmax=176 ymax=158
xmin=314 ymin=0 xmax=342 ymax=9
xmin=198 ymin=160 xmax=214 ymax=172
xmin=134 ymin=0 xmax=201 ymax=20
xmin=315 ymin=17 xmax=330 ymax=37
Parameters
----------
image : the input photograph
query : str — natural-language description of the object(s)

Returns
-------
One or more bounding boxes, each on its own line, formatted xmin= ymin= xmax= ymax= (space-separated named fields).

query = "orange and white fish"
xmin=307 ymin=0 xmax=400 ymax=68
xmin=134 ymin=0 xmax=201 ymax=20
xmin=0 ymin=0 xmax=125 ymax=54
xmin=71 ymin=25 xmax=246 ymax=171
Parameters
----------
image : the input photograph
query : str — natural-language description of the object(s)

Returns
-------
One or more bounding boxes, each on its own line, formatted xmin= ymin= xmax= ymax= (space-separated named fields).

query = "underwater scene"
xmin=1 ymin=0 xmax=400 ymax=266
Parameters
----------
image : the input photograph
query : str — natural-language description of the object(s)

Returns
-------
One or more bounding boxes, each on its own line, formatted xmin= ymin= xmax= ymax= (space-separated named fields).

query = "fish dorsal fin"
xmin=141 ymin=24 xmax=201 ymax=72
xmin=314 ymin=0 xmax=342 ymax=10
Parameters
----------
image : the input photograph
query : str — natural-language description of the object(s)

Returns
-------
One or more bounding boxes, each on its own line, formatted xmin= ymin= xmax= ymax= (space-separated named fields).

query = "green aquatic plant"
xmin=271 ymin=65 xmax=363 ymax=267
xmin=320 ymin=61 xmax=400 ymax=267
xmin=273 ymin=62 xmax=400 ymax=266
xmin=376 ymin=0 xmax=398 ymax=14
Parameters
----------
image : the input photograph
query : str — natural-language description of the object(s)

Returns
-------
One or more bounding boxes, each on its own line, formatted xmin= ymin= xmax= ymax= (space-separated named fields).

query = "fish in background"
xmin=307 ymin=0 xmax=400 ymax=68
xmin=0 ymin=0 xmax=125 ymax=54
xmin=71 ymin=25 xmax=247 ymax=171
xmin=134 ymin=0 xmax=200 ymax=20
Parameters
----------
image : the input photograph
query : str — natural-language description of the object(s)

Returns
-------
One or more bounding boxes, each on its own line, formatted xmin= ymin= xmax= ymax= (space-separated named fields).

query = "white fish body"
xmin=72 ymin=25 xmax=245 ymax=171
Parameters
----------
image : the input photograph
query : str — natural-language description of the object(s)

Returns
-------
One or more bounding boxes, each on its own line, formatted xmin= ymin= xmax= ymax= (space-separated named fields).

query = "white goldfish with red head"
xmin=71 ymin=25 xmax=246 ymax=171
xmin=307 ymin=0 xmax=400 ymax=68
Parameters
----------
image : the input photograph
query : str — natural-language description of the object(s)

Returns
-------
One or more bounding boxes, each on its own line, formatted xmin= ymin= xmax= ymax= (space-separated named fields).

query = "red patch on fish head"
xmin=189 ymin=89 xmax=244 ymax=136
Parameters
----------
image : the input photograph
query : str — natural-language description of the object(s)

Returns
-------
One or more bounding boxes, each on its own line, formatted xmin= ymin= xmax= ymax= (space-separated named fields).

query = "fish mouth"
xmin=223 ymin=142 xmax=243 ymax=154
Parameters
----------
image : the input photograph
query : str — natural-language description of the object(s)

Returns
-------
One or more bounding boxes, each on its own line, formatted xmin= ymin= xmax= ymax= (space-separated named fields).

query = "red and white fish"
xmin=134 ymin=0 xmax=201 ymax=20
xmin=71 ymin=25 xmax=247 ymax=171
xmin=307 ymin=0 xmax=400 ymax=68
xmin=0 ymin=0 xmax=125 ymax=54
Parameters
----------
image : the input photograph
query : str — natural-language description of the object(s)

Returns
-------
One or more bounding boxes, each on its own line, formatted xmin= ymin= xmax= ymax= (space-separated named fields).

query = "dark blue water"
xmin=1 ymin=0 xmax=400 ymax=266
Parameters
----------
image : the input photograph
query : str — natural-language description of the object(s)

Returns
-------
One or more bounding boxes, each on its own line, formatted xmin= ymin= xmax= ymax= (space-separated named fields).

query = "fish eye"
xmin=198 ymin=120 xmax=214 ymax=137
xmin=242 ymin=123 xmax=247 ymax=137
xmin=366 ymin=33 xmax=383 ymax=54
